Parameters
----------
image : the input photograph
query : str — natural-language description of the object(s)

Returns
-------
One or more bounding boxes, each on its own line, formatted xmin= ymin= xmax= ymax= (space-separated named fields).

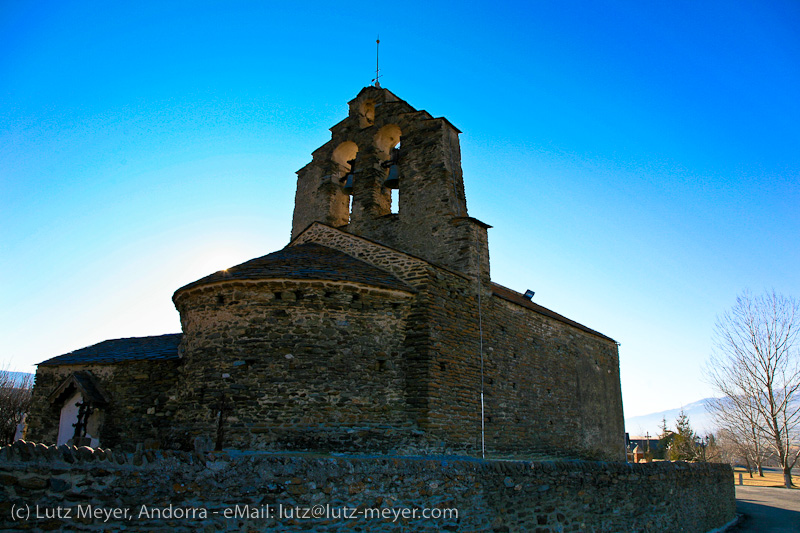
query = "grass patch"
xmin=733 ymin=467 xmax=799 ymax=489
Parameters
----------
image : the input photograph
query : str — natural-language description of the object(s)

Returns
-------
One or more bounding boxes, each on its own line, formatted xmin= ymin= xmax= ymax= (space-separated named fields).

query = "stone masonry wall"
xmin=0 ymin=441 xmax=736 ymax=532
xmin=482 ymin=297 xmax=625 ymax=460
xmin=25 ymin=360 xmax=180 ymax=451
xmin=290 ymin=224 xmax=624 ymax=460
xmin=413 ymin=266 xmax=484 ymax=453
xmin=291 ymin=87 xmax=490 ymax=281
xmin=170 ymin=279 xmax=422 ymax=452
xmin=406 ymin=263 xmax=625 ymax=461
xmin=283 ymin=86 xmax=625 ymax=461
xmin=291 ymin=223 xmax=430 ymax=288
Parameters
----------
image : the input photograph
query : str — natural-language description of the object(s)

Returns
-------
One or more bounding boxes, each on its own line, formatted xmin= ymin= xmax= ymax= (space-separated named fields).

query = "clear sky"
xmin=2 ymin=0 xmax=798 ymax=418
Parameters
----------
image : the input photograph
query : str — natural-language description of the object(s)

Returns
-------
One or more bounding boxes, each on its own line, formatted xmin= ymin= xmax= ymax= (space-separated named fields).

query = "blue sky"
xmin=2 ymin=0 xmax=798 ymax=417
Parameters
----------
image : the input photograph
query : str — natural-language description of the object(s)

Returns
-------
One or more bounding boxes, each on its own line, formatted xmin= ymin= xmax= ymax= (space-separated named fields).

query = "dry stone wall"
xmin=0 ymin=441 xmax=735 ymax=532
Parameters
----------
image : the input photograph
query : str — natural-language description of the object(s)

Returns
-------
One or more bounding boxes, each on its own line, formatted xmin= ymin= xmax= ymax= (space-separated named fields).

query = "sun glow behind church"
xmin=189 ymin=249 xmax=244 ymax=278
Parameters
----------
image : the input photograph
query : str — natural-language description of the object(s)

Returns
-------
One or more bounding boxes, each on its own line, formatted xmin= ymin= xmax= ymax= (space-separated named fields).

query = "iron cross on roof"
xmin=372 ymin=36 xmax=382 ymax=88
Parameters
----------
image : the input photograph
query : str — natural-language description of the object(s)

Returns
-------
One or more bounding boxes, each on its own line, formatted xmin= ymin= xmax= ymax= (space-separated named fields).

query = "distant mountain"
xmin=625 ymin=398 xmax=717 ymax=438
xmin=1 ymin=371 xmax=34 ymax=387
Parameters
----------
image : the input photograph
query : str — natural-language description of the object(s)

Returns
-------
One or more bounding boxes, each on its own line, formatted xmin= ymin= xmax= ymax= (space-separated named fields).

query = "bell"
xmin=342 ymin=173 xmax=354 ymax=194
xmin=383 ymin=164 xmax=399 ymax=189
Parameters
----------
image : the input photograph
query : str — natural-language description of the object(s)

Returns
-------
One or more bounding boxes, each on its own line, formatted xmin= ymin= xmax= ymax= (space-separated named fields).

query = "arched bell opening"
xmin=389 ymin=141 xmax=400 ymax=214
xmin=331 ymin=141 xmax=359 ymax=223
xmin=332 ymin=141 xmax=359 ymax=178
xmin=374 ymin=124 xmax=401 ymax=153
xmin=374 ymin=125 xmax=402 ymax=214
xmin=358 ymin=100 xmax=376 ymax=128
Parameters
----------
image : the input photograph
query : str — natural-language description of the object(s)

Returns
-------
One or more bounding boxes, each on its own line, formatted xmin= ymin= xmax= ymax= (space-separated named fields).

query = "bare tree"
xmin=708 ymin=394 xmax=769 ymax=476
xmin=703 ymin=433 xmax=723 ymax=463
xmin=705 ymin=290 xmax=800 ymax=489
xmin=0 ymin=368 xmax=33 ymax=445
xmin=714 ymin=427 xmax=750 ymax=468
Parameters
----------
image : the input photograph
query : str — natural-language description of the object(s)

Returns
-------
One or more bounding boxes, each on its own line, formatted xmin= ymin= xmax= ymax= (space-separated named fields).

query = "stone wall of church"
xmin=482 ymin=296 xmax=625 ymax=460
xmin=409 ymin=267 xmax=483 ymax=453
xmin=24 ymin=360 xmax=180 ymax=451
xmin=357 ymin=117 xmax=490 ymax=281
xmin=25 ymin=265 xmax=623 ymax=460
xmin=400 ymin=265 xmax=624 ymax=460
xmin=169 ymin=279 xmax=422 ymax=452
xmin=289 ymin=226 xmax=624 ymax=460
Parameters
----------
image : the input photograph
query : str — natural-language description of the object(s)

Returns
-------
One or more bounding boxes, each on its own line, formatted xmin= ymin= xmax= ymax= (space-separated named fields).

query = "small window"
xmin=359 ymin=100 xmax=375 ymax=128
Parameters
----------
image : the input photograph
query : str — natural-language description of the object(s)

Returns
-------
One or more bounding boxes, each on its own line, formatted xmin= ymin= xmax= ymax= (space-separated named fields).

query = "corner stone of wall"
xmin=0 ymin=440 xmax=735 ymax=532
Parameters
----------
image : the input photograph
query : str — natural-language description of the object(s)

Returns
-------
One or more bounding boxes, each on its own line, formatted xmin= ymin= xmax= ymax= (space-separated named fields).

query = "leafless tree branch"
xmin=704 ymin=290 xmax=800 ymax=489
xmin=0 ymin=366 xmax=33 ymax=445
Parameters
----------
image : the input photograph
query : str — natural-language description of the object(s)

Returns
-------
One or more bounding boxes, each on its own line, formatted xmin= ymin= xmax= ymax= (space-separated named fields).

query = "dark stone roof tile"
xmin=174 ymin=243 xmax=414 ymax=295
xmin=48 ymin=371 xmax=108 ymax=405
xmin=38 ymin=334 xmax=181 ymax=366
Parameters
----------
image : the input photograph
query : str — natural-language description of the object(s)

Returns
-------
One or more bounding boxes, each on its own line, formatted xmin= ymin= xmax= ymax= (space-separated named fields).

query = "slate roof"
xmin=38 ymin=334 xmax=181 ymax=366
xmin=490 ymin=283 xmax=617 ymax=343
xmin=174 ymin=243 xmax=414 ymax=295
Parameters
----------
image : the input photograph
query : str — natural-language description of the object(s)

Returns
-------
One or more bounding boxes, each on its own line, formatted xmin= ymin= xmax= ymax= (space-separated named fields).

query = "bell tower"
xmin=291 ymin=87 xmax=490 ymax=280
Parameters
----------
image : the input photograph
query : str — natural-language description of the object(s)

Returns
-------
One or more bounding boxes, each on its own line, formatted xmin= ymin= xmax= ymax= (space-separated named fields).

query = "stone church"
xmin=25 ymin=86 xmax=625 ymax=460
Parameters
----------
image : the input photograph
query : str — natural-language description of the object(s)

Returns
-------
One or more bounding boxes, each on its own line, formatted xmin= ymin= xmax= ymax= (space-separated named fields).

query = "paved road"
xmin=733 ymin=486 xmax=800 ymax=532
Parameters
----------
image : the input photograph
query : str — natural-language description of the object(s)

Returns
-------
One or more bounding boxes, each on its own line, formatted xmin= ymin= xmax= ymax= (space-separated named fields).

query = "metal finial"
xmin=372 ymin=36 xmax=382 ymax=88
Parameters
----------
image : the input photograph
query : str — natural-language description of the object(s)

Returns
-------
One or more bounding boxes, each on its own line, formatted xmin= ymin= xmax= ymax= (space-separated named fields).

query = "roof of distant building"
xmin=38 ymin=333 xmax=181 ymax=366
xmin=175 ymin=243 xmax=415 ymax=296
